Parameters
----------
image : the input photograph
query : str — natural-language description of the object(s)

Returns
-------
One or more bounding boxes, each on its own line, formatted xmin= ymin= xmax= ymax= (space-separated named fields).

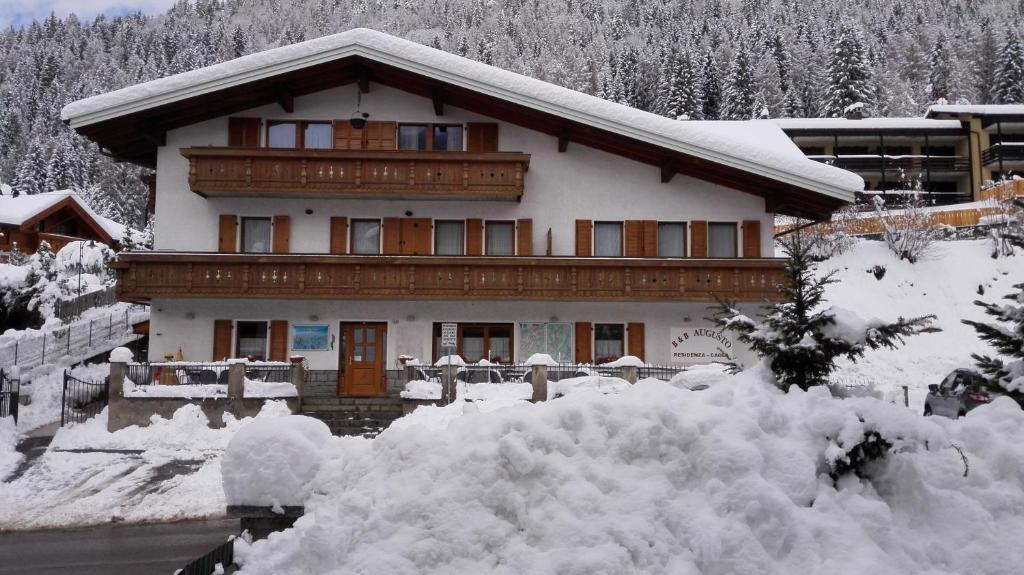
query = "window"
xmin=351 ymin=220 xmax=381 ymax=254
xmin=658 ymin=222 xmax=687 ymax=257
xmin=434 ymin=220 xmax=464 ymax=255
xmin=433 ymin=323 xmax=513 ymax=363
xmin=433 ymin=125 xmax=463 ymax=151
xmin=241 ymin=217 xmax=272 ymax=253
xmin=708 ymin=223 xmax=737 ymax=258
xmin=594 ymin=222 xmax=623 ymax=257
xmin=485 ymin=221 xmax=515 ymax=255
xmin=398 ymin=125 xmax=428 ymax=151
xmin=594 ymin=323 xmax=624 ymax=365
xmin=236 ymin=321 xmax=268 ymax=360
xmin=267 ymin=121 xmax=297 ymax=148
xmin=303 ymin=122 xmax=332 ymax=149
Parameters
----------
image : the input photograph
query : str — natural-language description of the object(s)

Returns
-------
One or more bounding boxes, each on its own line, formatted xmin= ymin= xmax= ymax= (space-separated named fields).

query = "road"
xmin=0 ymin=518 xmax=239 ymax=574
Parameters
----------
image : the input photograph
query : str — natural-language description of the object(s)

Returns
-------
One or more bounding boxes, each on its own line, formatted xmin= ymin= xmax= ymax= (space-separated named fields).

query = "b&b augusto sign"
xmin=669 ymin=327 xmax=734 ymax=364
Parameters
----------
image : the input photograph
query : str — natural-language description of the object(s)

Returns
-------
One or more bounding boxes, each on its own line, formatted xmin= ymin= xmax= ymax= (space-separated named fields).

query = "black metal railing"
xmin=125 ymin=363 xmax=231 ymax=386
xmin=244 ymin=364 xmax=291 ymax=383
xmin=1 ymin=368 xmax=19 ymax=423
xmin=53 ymin=286 xmax=118 ymax=323
xmin=982 ymin=143 xmax=1024 ymax=166
xmin=178 ymin=537 xmax=235 ymax=575
xmin=61 ymin=371 xmax=109 ymax=426
xmin=409 ymin=362 xmax=689 ymax=384
xmin=811 ymin=155 xmax=971 ymax=173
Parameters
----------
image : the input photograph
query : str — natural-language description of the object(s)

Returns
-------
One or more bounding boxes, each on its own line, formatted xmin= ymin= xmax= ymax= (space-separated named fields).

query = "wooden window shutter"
xmin=575 ymin=220 xmax=593 ymax=256
xmin=642 ymin=220 xmax=658 ymax=257
xmin=332 ymin=120 xmax=363 ymax=150
xmin=742 ymin=220 xmax=762 ymax=258
xmin=228 ymin=117 xmax=260 ymax=147
xmin=466 ymin=218 xmax=483 ymax=255
xmin=691 ymin=221 xmax=708 ymax=258
xmin=466 ymin=123 xmax=499 ymax=152
xmin=330 ymin=217 xmax=348 ymax=254
xmin=627 ymin=322 xmax=645 ymax=360
xmin=624 ymin=220 xmax=644 ymax=257
xmin=218 ymin=215 xmax=237 ymax=253
xmin=269 ymin=320 xmax=288 ymax=362
xmin=574 ymin=322 xmax=593 ymax=364
xmin=516 ymin=218 xmax=533 ymax=256
xmin=382 ymin=217 xmax=401 ymax=254
xmin=363 ymin=121 xmax=396 ymax=150
xmin=272 ymin=216 xmax=290 ymax=254
xmin=213 ymin=320 xmax=233 ymax=360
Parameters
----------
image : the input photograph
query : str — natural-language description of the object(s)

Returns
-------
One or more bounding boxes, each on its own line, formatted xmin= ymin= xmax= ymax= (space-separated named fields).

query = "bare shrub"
xmin=872 ymin=194 xmax=942 ymax=263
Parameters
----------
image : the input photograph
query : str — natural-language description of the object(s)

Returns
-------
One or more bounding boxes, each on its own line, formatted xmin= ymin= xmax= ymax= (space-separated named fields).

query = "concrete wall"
xmin=149 ymin=298 xmax=765 ymax=369
xmin=106 ymin=395 xmax=299 ymax=431
xmin=154 ymin=83 xmax=774 ymax=257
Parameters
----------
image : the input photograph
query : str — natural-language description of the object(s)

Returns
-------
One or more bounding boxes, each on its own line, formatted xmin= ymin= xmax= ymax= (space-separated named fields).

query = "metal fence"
xmin=0 ymin=368 xmax=19 ymax=423
xmin=0 ymin=306 xmax=147 ymax=371
xmin=178 ymin=538 xmax=235 ymax=575
xmin=409 ymin=362 xmax=688 ymax=384
xmin=53 ymin=286 xmax=118 ymax=323
xmin=125 ymin=363 xmax=230 ymax=386
xmin=60 ymin=371 xmax=109 ymax=426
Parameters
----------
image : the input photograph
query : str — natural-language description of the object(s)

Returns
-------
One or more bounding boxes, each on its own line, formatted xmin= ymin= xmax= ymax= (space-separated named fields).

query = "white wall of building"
xmin=154 ymin=83 xmax=774 ymax=256
xmin=149 ymin=298 xmax=764 ymax=369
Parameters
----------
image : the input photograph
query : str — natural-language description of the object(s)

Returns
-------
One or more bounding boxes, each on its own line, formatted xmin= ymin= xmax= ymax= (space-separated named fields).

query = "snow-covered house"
xmin=0 ymin=189 xmax=137 ymax=255
xmin=60 ymin=29 xmax=858 ymax=395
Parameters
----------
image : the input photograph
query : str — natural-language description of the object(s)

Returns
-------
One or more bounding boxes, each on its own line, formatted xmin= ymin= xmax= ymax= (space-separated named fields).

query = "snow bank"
xmin=0 ymin=416 xmax=21 ymax=480
xmin=235 ymin=366 xmax=1024 ymax=574
xmin=222 ymin=415 xmax=331 ymax=508
xmin=668 ymin=363 xmax=733 ymax=390
xmin=244 ymin=380 xmax=298 ymax=398
xmin=400 ymin=380 xmax=533 ymax=401
xmin=400 ymin=380 xmax=441 ymax=400
xmin=548 ymin=374 xmax=631 ymax=398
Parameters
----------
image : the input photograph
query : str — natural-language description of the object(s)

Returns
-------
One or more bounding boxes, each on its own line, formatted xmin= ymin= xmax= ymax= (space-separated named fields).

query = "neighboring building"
xmin=61 ymin=29 xmax=857 ymax=396
xmin=775 ymin=105 xmax=1024 ymax=207
xmin=0 ymin=189 xmax=138 ymax=255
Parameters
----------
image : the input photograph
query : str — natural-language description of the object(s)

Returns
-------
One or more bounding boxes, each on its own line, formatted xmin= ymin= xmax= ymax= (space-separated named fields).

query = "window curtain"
xmin=434 ymin=221 xmax=464 ymax=255
xmin=352 ymin=221 xmax=380 ymax=254
xmin=486 ymin=222 xmax=515 ymax=255
xmin=708 ymin=223 xmax=737 ymax=258
xmin=595 ymin=338 xmax=623 ymax=361
xmin=434 ymin=126 xmax=464 ymax=151
xmin=243 ymin=219 xmax=272 ymax=253
xmin=658 ymin=223 xmax=686 ymax=257
xmin=399 ymin=125 xmax=426 ymax=150
xmin=462 ymin=336 xmax=484 ymax=362
xmin=267 ymin=123 xmax=295 ymax=148
xmin=304 ymin=123 xmax=332 ymax=149
xmin=594 ymin=223 xmax=623 ymax=257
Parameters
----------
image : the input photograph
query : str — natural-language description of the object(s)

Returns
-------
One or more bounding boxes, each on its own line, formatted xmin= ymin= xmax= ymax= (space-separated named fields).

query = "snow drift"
xmin=235 ymin=365 xmax=1024 ymax=574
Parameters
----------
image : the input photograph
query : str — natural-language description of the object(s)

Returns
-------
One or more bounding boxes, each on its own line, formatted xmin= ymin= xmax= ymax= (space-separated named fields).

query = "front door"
xmin=339 ymin=322 xmax=387 ymax=396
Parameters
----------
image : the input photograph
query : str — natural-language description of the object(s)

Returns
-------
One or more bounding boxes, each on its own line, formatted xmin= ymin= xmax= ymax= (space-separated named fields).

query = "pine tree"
xmin=824 ymin=22 xmax=873 ymax=117
xmin=700 ymin=49 xmax=721 ymax=120
xmin=994 ymin=30 xmax=1024 ymax=104
xmin=714 ymin=231 xmax=934 ymax=391
xmin=928 ymin=32 xmax=952 ymax=102
xmin=962 ymin=283 xmax=1024 ymax=405
xmin=11 ymin=136 xmax=48 ymax=196
xmin=721 ymin=43 xmax=757 ymax=120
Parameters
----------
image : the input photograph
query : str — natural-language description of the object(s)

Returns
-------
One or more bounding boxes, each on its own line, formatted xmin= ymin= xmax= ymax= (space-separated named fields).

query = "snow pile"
xmin=16 ymin=362 xmax=109 ymax=432
xmin=600 ymin=355 xmax=645 ymax=367
xmin=668 ymin=363 xmax=733 ymax=390
xmin=434 ymin=354 xmax=466 ymax=366
xmin=400 ymin=379 xmax=441 ymax=400
xmin=124 ymin=379 xmax=227 ymax=398
xmin=244 ymin=379 xmax=298 ymax=398
xmin=222 ymin=415 xmax=331 ymax=509
xmin=523 ymin=353 xmax=559 ymax=367
xmin=109 ymin=346 xmax=133 ymax=362
xmin=0 ymin=416 xmax=21 ymax=480
xmin=400 ymin=379 xmax=532 ymax=401
xmin=235 ymin=367 xmax=1024 ymax=574
xmin=548 ymin=374 xmax=631 ymax=398
xmin=820 ymin=306 xmax=885 ymax=345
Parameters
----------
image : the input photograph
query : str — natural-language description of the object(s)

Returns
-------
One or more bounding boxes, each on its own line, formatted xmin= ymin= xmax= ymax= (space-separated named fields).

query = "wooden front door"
xmin=339 ymin=322 xmax=387 ymax=396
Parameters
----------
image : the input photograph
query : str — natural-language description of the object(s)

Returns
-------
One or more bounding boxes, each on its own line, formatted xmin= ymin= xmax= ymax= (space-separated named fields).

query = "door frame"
xmin=337 ymin=321 xmax=388 ymax=396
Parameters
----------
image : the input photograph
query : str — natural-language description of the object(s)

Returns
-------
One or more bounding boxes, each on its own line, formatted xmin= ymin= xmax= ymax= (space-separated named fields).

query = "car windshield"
xmin=939 ymin=372 xmax=962 ymax=392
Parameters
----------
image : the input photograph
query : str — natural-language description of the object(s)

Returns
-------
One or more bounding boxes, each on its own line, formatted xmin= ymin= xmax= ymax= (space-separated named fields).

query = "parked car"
xmin=923 ymin=369 xmax=993 ymax=418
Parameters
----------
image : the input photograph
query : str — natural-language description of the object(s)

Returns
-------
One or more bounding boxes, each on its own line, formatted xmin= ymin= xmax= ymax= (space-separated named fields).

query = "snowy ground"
xmin=14 ymin=362 xmax=109 ymax=433
xmin=814 ymin=239 xmax=1020 ymax=412
xmin=0 ymin=401 xmax=293 ymax=530
xmin=0 ymin=416 xmax=19 ymax=480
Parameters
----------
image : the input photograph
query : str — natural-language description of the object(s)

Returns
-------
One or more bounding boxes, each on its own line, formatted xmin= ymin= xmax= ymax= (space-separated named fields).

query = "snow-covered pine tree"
xmin=994 ymin=30 xmax=1024 ymax=104
xmin=721 ymin=43 xmax=756 ymax=120
xmin=700 ymin=49 xmax=721 ymax=120
xmin=962 ymin=283 xmax=1024 ymax=405
xmin=11 ymin=136 xmax=48 ymax=197
xmin=713 ymin=231 xmax=934 ymax=391
xmin=661 ymin=49 xmax=702 ymax=120
xmin=824 ymin=22 xmax=873 ymax=117
xmin=928 ymin=32 xmax=952 ymax=102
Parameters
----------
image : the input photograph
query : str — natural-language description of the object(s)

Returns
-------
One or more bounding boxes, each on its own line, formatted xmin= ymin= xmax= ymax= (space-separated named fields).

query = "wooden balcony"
xmin=111 ymin=253 xmax=786 ymax=303
xmin=181 ymin=147 xmax=531 ymax=200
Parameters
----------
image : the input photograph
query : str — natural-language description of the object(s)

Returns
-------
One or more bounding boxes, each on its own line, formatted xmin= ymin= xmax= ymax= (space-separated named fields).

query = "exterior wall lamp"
xmin=350 ymin=90 xmax=369 ymax=129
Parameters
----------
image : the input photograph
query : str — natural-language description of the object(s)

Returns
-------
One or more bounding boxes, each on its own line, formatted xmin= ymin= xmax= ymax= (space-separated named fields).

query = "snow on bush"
xmin=235 ymin=365 xmax=1024 ymax=575
xmin=222 ymin=415 xmax=331 ymax=509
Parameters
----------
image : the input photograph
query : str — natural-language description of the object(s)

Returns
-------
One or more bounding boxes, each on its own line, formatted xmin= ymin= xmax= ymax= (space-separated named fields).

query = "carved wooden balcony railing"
xmin=181 ymin=148 xmax=531 ymax=200
xmin=112 ymin=253 xmax=786 ymax=303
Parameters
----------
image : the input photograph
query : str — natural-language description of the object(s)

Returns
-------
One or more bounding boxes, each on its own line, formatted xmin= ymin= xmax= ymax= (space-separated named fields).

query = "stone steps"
xmin=300 ymin=397 xmax=405 ymax=438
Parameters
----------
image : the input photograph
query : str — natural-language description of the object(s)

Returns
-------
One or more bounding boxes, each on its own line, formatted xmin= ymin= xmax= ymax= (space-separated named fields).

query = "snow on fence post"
xmin=108 ymin=348 xmax=132 ymax=398
xmin=228 ymin=361 xmax=245 ymax=399
xmin=530 ymin=365 xmax=548 ymax=402
xmin=620 ymin=366 xmax=639 ymax=384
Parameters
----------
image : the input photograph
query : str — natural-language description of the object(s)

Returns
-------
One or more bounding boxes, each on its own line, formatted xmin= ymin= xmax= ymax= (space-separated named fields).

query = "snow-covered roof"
xmin=62 ymin=28 xmax=861 ymax=201
xmin=926 ymin=104 xmax=1024 ymax=117
xmin=0 ymin=190 xmax=137 ymax=242
xmin=772 ymin=117 xmax=964 ymax=131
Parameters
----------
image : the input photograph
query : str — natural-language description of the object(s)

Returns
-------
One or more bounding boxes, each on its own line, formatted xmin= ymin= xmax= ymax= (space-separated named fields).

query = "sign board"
xmin=669 ymin=327 xmax=735 ymax=364
xmin=440 ymin=322 xmax=458 ymax=348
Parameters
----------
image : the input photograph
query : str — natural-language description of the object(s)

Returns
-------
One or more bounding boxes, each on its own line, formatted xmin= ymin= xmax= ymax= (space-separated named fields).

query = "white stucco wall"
xmin=154 ymin=83 xmax=774 ymax=256
xmin=149 ymin=298 xmax=764 ymax=369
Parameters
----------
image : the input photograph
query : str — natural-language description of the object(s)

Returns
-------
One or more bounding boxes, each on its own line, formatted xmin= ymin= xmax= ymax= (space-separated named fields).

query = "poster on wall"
xmin=292 ymin=324 xmax=331 ymax=351
xmin=669 ymin=327 xmax=735 ymax=364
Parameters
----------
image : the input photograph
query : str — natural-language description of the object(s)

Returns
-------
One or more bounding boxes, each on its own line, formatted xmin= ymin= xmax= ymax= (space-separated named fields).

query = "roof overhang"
xmin=19 ymin=196 xmax=114 ymax=245
xmin=64 ymin=31 xmax=857 ymax=220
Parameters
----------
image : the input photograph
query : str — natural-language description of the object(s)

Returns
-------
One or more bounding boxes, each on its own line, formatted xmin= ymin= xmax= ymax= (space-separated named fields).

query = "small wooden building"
xmin=0 ymin=189 xmax=136 ymax=256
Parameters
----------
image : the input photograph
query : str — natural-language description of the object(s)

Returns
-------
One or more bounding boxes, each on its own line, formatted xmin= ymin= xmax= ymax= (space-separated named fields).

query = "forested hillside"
xmin=2 ymin=0 xmax=1023 ymax=228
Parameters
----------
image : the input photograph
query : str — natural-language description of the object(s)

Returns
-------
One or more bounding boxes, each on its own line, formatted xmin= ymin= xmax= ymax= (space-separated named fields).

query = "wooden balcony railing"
xmin=112 ymin=253 xmax=786 ymax=303
xmin=181 ymin=148 xmax=531 ymax=200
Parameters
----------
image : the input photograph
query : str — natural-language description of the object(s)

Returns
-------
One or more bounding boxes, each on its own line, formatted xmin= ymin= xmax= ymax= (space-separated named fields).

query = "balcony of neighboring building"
xmin=981 ymin=142 xmax=1024 ymax=170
